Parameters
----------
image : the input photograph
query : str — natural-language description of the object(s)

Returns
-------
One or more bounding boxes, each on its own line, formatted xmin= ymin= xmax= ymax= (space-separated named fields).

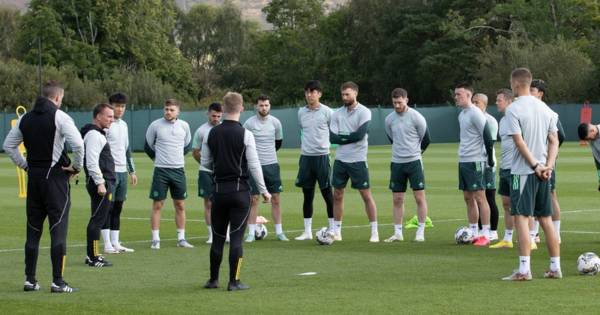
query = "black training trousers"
xmin=25 ymin=167 xmax=71 ymax=284
xmin=209 ymin=190 xmax=251 ymax=283
xmin=86 ymin=179 xmax=114 ymax=259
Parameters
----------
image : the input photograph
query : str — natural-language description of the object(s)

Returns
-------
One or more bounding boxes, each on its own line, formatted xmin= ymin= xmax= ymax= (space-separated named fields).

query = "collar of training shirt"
xmin=305 ymin=103 xmax=323 ymax=111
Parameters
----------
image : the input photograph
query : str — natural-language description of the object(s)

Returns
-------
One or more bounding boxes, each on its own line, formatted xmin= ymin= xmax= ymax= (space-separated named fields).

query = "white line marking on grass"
xmin=0 ymin=208 xmax=598 ymax=253
xmin=122 ymin=217 xmax=205 ymax=223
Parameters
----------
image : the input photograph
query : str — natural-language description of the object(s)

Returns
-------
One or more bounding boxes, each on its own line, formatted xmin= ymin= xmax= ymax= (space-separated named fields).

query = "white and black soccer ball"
xmin=255 ymin=224 xmax=268 ymax=240
xmin=315 ymin=227 xmax=334 ymax=245
xmin=454 ymin=226 xmax=474 ymax=244
xmin=577 ymin=252 xmax=600 ymax=275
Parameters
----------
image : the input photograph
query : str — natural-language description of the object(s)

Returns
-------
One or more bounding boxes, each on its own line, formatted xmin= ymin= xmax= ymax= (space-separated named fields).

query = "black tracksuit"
xmin=81 ymin=124 xmax=116 ymax=259
xmin=204 ymin=120 xmax=264 ymax=283
xmin=4 ymin=97 xmax=84 ymax=285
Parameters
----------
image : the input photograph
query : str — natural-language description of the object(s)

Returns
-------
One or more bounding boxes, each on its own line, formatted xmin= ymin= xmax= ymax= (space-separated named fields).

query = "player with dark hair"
xmin=530 ymin=79 xmax=565 ymax=243
xmin=4 ymin=80 xmax=84 ymax=293
xmin=102 ymin=92 xmax=137 ymax=254
xmin=192 ymin=102 xmax=223 ymax=244
xmin=577 ymin=123 xmax=600 ymax=189
xmin=294 ymin=80 xmax=335 ymax=240
xmin=244 ymin=95 xmax=289 ymax=242
xmin=330 ymin=81 xmax=379 ymax=242
xmin=81 ymin=103 xmax=116 ymax=267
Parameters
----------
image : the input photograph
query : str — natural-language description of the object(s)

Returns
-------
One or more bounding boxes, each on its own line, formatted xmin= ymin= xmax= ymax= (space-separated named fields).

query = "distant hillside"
xmin=0 ymin=0 xmax=348 ymax=28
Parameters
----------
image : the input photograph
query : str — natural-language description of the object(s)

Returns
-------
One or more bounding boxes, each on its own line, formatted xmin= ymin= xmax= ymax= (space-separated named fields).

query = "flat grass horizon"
xmin=1 ymin=143 xmax=600 ymax=314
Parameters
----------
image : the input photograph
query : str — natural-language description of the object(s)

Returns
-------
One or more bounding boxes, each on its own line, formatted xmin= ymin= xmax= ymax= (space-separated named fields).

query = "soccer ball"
xmin=315 ymin=227 xmax=334 ymax=245
xmin=454 ymin=226 xmax=473 ymax=244
xmin=254 ymin=224 xmax=268 ymax=240
xmin=577 ymin=252 xmax=600 ymax=275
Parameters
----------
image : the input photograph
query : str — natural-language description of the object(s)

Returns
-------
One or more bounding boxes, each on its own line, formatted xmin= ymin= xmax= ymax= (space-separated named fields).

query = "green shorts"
xmin=510 ymin=173 xmax=552 ymax=217
xmin=197 ymin=170 xmax=214 ymax=198
xmin=458 ymin=162 xmax=485 ymax=191
xmin=149 ymin=167 xmax=187 ymax=201
xmin=549 ymin=169 xmax=557 ymax=191
xmin=249 ymin=163 xmax=283 ymax=195
xmin=295 ymin=155 xmax=331 ymax=189
xmin=389 ymin=160 xmax=425 ymax=192
xmin=497 ymin=168 xmax=511 ymax=197
xmin=332 ymin=160 xmax=370 ymax=190
xmin=484 ymin=166 xmax=496 ymax=190
xmin=111 ymin=172 xmax=129 ymax=202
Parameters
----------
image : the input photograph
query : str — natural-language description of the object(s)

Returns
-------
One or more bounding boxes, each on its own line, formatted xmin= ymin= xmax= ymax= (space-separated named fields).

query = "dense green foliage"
xmin=0 ymin=0 xmax=599 ymax=109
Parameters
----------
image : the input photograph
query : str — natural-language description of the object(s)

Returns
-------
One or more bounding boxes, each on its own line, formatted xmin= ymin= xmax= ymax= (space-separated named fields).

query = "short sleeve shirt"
xmin=243 ymin=115 xmax=282 ymax=166
xmin=298 ymin=104 xmax=333 ymax=156
xmin=458 ymin=104 xmax=487 ymax=162
xmin=330 ymin=103 xmax=371 ymax=163
xmin=384 ymin=108 xmax=427 ymax=163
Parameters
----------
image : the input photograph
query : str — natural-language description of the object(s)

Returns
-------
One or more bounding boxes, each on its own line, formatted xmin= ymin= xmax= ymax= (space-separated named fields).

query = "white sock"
xmin=529 ymin=230 xmax=536 ymax=242
xmin=416 ymin=222 xmax=425 ymax=235
xmin=370 ymin=221 xmax=378 ymax=234
xmin=110 ymin=230 xmax=120 ymax=246
xmin=469 ymin=224 xmax=478 ymax=237
xmin=553 ymin=220 xmax=561 ymax=237
xmin=394 ymin=224 xmax=403 ymax=235
xmin=504 ymin=229 xmax=513 ymax=242
xmin=101 ymin=229 xmax=111 ymax=247
xmin=334 ymin=221 xmax=342 ymax=233
xmin=328 ymin=218 xmax=335 ymax=230
xmin=151 ymin=229 xmax=160 ymax=241
xmin=519 ymin=256 xmax=531 ymax=274
xmin=248 ymin=224 xmax=256 ymax=236
xmin=275 ymin=224 xmax=283 ymax=235
xmin=207 ymin=225 xmax=212 ymax=237
xmin=534 ymin=221 xmax=540 ymax=234
xmin=304 ymin=218 xmax=312 ymax=234
xmin=177 ymin=229 xmax=185 ymax=241
xmin=481 ymin=224 xmax=490 ymax=239
xmin=550 ymin=256 xmax=561 ymax=272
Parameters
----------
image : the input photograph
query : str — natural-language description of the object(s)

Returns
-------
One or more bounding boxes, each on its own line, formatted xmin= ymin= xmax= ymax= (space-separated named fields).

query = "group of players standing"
xmin=5 ymin=66 xmax=597 ymax=292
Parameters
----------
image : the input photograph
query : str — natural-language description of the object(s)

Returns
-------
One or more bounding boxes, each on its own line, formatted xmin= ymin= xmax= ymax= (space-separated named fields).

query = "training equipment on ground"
xmin=454 ymin=227 xmax=473 ymax=244
xmin=577 ymin=252 xmax=600 ymax=275
xmin=315 ymin=227 xmax=334 ymax=245
xmin=255 ymin=224 xmax=268 ymax=240
xmin=11 ymin=106 xmax=27 ymax=198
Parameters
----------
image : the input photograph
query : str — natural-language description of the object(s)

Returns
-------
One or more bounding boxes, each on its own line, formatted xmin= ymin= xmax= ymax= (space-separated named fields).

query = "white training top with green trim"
xmin=484 ymin=112 xmax=498 ymax=166
xmin=243 ymin=115 xmax=282 ymax=166
xmin=505 ymin=95 xmax=558 ymax=175
xmin=330 ymin=103 xmax=371 ymax=163
xmin=298 ymin=103 xmax=333 ymax=156
xmin=458 ymin=104 xmax=487 ymax=163
xmin=145 ymin=118 xmax=191 ymax=169
xmin=498 ymin=115 xmax=516 ymax=170
xmin=384 ymin=108 xmax=427 ymax=163
xmin=192 ymin=122 xmax=218 ymax=172
xmin=107 ymin=119 xmax=130 ymax=173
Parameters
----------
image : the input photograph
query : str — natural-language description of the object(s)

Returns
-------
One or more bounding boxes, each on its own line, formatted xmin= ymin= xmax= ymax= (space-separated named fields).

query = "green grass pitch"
xmin=1 ymin=143 xmax=600 ymax=314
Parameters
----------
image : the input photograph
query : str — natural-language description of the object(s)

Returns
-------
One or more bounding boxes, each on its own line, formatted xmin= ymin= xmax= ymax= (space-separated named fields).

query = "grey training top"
xmin=330 ymin=103 xmax=371 ymax=163
xmin=243 ymin=115 xmax=282 ymax=166
xmin=484 ymin=112 xmax=499 ymax=166
xmin=458 ymin=104 xmax=487 ymax=162
xmin=498 ymin=116 xmax=516 ymax=170
xmin=192 ymin=122 xmax=218 ymax=172
xmin=145 ymin=118 xmax=191 ymax=169
xmin=505 ymin=96 xmax=558 ymax=175
xmin=107 ymin=119 xmax=133 ymax=173
xmin=298 ymin=103 xmax=333 ymax=156
xmin=384 ymin=108 xmax=427 ymax=163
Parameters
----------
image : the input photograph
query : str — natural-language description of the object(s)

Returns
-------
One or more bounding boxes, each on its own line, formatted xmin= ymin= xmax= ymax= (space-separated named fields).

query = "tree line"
xmin=0 ymin=0 xmax=598 ymax=110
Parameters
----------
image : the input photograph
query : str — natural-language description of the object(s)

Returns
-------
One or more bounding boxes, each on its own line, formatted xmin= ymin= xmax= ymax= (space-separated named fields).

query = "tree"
xmin=263 ymin=0 xmax=325 ymax=30
xmin=0 ymin=6 xmax=20 ymax=59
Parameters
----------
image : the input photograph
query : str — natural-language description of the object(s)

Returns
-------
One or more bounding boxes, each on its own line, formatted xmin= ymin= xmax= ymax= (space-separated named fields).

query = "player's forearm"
xmin=420 ymin=129 xmax=431 ymax=153
xmin=483 ymin=124 xmax=495 ymax=166
xmin=126 ymin=148 xmax=136 ymax=173
xmin=275 ymin=139 xmax=283 ymax=151
xmin=144 ymin=141 xmax=156 ymax=160
xmin=330 ymin=122 xmax=369 ymax=145
xmin=557 ymin=120 xmax=565 ymax=147
xmin=546 ymin=132 xmax=559 ymax=168
xmin=192 ymin=149 xmax=201 ymax=163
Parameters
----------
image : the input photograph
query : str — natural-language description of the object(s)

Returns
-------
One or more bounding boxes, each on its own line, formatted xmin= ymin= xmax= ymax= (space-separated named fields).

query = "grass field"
xmin=2 ymin=142 xmax=600 ymax=314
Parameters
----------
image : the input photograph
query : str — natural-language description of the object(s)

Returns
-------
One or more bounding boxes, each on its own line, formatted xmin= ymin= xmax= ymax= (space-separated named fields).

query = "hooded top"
xmin=81 ymin=123 xmax=115 ymax=185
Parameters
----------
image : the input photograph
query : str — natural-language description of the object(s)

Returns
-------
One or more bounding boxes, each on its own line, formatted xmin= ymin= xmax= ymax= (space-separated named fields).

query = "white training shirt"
xmin=330 ymin=103 xmax=371 ymax=163
xmin=107 ymin=118 xmax=131 ymax=173
xmin=243 ymin=115 xmax=283 ymax=166
xmin=192 ymin=122 xmax=218 ymax=172
xmin=145 ymin=118 xmax=191 ymax=169
xmin=298 ymin=103 xmax=333 ymax=156
xmin=458 ymin=104 xmax=487 ymax=163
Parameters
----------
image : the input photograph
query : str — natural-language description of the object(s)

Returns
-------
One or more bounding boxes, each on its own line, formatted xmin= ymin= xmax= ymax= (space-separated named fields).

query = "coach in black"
xmin=201 ymin=92 xmax=271 ymax=291
xmin=81 ymin=103 xmax=116 ymax=267
xmin=3 ymin=81 xmax=84 ymax=293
